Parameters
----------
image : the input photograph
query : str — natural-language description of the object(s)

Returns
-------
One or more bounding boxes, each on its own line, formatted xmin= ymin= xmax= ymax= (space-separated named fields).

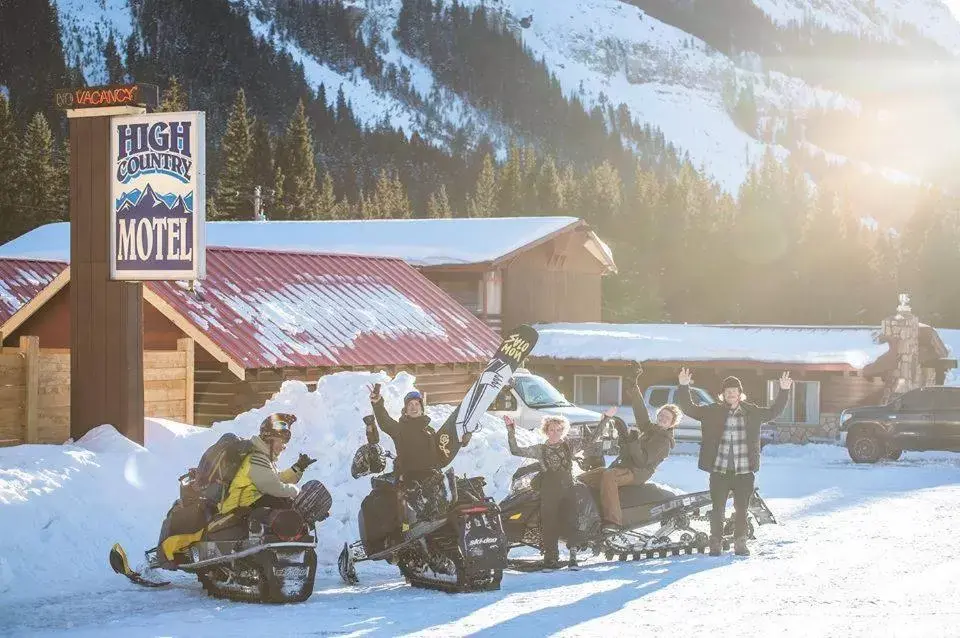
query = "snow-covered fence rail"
xmin=0 ymin=337 xmax=194 ymax=446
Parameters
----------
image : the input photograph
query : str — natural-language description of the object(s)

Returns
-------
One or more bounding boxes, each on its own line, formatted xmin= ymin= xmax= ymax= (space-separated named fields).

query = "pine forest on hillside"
xmin=1 ymin=0 xmax=960 ymax=328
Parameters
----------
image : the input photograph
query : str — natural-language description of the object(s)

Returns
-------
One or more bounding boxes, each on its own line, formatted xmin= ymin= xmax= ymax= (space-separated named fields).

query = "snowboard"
xmin=434 ymin=324 xmax=538 ymax=468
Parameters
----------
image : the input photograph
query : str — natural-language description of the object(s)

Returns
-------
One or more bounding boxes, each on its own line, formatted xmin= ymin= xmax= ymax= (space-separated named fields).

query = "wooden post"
xmin=20 ymin=336 xmax=39 ymax=444
xmin=68 ymin=111 xmax=145 ymax=444
xmin=178 ymin=338 xmax=195 ymax=425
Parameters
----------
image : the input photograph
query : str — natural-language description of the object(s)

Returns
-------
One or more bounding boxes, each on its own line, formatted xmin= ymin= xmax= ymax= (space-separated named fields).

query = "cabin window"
xmin=767 ymin=380 xmax=821 ymax=425
xmin=574 ymin=375 xmax=622 ymax=406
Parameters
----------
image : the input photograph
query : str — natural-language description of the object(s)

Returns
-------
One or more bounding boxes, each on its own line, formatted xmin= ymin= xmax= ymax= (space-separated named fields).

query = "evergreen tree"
xmin=0 ymin=0 xmax=68 ymax=123
xmin=268 ymin=164 xmax=286 ymax=219
xmin=250 ymin=118 xmax=274 ymax=195
xmin=214 ymin=89 xmax=254 ymax=220
xmin=497 ymin=140 xmax=523 ymax=214
xmin=317 ymin=171 xmax=339 ymax=219
xmin=535 ymin=155 xmax=564 ymax=215
xmin=278 ymin=100 xmax=318 ymax=219
xmin=467 ymin=153 xmax=498 ymax=218
xmin=427 ymin=184 xmax=452 ymax=218
xmin=159 ymin=77 xmax=187 ymax=112
xmin=104 ymin=32 xmax=125 ymax=83
xmin=0 ymin=93 xmax=19 ymax=242
xmin=16 ymin=113 xmax=63 ymax=237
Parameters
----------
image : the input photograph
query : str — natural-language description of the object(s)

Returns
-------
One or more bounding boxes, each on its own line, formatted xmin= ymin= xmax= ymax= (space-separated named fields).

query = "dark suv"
xmin=839 ymin=386 xmax=960 ymax=463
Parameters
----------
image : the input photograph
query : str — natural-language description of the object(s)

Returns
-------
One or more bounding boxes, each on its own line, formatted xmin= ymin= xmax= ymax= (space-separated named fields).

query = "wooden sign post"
xmin=59 ymin=83 xmax=205 ymax=445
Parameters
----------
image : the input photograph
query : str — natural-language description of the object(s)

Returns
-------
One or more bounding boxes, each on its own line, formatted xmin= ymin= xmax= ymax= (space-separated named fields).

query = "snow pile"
xmin=0 ymin=371 xmax=538 ymax=603
xmin=531 ymin=322 xmax=889 ymax=368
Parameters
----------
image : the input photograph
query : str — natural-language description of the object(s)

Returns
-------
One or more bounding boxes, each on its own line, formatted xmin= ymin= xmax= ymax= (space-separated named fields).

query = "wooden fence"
xmin=0 ymin=337 xmax=194 ymax=446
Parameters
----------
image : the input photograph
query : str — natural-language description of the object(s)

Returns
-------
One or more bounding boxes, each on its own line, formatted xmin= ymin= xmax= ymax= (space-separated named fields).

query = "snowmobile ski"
xmin=109 ymin=543 xmax=170 ymax=588
xmin=506 ymin=558 xmax=575 ymax=572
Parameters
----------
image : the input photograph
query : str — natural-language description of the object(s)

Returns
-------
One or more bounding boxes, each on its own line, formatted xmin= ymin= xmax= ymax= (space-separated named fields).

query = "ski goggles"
xmin=264 ymin=413 xmax=296 ymax=442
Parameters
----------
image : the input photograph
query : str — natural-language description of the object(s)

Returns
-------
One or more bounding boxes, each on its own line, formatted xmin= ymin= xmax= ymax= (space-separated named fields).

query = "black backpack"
xmin=181 ymin=433 xmax=254 ymax=505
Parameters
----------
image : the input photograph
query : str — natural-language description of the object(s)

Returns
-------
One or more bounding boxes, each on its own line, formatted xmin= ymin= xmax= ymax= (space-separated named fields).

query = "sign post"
xmin=59 ymin=82 xmax=204 ymax=445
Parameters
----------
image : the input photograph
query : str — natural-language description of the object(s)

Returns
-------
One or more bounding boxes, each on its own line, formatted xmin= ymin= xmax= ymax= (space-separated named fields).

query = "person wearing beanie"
xmin=676 ymin=367 xmax=792 ymax=556
xmin=368 ymin=385 xmax=440 ymax=479
xmin=219 ymin=412 xmax=317 ymax=514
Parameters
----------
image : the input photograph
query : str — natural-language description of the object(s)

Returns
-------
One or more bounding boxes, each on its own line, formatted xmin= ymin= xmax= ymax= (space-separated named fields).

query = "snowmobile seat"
xmin=585 ymin=483 xmax=680 ymax=510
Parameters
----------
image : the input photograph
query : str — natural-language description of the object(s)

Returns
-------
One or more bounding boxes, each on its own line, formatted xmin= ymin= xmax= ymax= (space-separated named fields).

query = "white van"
xmin=489 ymin=369 xmax=604 ymax=437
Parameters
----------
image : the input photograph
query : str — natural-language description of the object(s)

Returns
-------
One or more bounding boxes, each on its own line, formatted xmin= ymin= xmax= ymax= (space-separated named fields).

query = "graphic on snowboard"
xmin=339 ymin=324 xmax=538 ymax=592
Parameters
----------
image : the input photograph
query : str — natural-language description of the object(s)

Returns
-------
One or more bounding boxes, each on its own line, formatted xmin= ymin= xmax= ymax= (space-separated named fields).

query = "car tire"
xmin=886 ymin=447 xmax=903 ymax=461
xmin=847 ymin=428 xmax=884 ymax=464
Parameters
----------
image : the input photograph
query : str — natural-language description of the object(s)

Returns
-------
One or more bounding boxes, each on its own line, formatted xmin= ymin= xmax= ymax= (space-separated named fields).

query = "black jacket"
xmin=372 ymin=399 xmax=439 ymax=476
xmin=676 ymin=384 xmax=789 ymax=473
xmin=610 ymin=388 xmax=675 ymax=482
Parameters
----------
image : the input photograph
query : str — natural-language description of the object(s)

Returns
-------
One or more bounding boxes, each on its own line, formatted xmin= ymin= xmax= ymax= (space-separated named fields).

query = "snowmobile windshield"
xmin=515 ymin=375 xmax=572 ymax=409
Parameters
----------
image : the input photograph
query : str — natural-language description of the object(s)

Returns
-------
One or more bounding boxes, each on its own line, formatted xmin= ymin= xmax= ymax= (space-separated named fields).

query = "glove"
xmin=461 ymin=432 xmax=473 ymax=447
xmin=293 ymin=453 xmax=317 ymax=473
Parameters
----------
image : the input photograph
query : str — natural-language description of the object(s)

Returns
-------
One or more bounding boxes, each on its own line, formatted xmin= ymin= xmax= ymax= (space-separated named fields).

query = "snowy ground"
xmin=3 ymin=373 xmax=960 ymax=636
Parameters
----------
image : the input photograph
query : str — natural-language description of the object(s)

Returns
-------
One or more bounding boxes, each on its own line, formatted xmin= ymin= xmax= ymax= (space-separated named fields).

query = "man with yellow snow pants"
xmin=219 ymin=413 xmax=317 ymax=514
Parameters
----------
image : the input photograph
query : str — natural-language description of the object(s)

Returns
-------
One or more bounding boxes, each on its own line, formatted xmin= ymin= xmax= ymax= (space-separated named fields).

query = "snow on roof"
xmin=0 ymin=258 xmax=67 ymax=326
xmin=148 ymin=247 xmax=501 ymax=370
xmin=0 ymin=217 xmax=592 ymax=267
xmin=530 ymin=322 xmax=890 ymax=369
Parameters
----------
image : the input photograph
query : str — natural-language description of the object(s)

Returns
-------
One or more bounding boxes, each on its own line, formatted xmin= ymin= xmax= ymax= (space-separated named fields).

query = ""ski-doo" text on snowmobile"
xmin=498 ymin=434 xmax=777 ymax=569
xmin=337 ymin=324 xmax=539 ymax=592
xmin=109 ymin=432 xmax=333 ymax=603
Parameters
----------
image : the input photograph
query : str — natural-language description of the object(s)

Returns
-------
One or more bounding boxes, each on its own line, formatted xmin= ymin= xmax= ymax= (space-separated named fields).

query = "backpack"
xmin=181 ymin=433 xmax=254 ymax=506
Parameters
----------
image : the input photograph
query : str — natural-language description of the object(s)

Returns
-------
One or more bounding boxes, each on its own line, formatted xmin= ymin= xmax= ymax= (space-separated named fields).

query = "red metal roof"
xmin=147 ymin=247 xmax=501 ymax=370
xmin=0 ymin=258 xmax=67 ymax=325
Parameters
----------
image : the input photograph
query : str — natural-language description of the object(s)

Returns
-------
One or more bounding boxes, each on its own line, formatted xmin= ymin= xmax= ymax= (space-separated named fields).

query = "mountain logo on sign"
xmin=116 ymin=188 xmax=194 ymax=213
xmin=116 ymin=184 xmax=192 ymax=218
xmin=115 ymin=183 xmax=194 ymax=266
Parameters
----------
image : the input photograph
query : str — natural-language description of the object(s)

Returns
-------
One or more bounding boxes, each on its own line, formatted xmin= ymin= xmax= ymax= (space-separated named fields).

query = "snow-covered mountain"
xmin=52 ymin=0 xmax=960 ymax=194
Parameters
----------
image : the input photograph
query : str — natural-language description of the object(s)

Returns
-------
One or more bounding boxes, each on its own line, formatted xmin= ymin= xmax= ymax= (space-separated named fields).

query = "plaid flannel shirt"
xmin=714 ymin=406 xmax=750 ymax=474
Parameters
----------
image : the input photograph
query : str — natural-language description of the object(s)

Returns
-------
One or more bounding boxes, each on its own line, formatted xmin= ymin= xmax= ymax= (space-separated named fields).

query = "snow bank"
xmin=0 ymin=371 xmax=539 ymax=603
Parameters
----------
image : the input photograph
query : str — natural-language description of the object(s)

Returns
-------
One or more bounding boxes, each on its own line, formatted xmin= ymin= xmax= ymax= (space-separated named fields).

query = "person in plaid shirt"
xmin=676 ymin=368 xmax=792 ymax=556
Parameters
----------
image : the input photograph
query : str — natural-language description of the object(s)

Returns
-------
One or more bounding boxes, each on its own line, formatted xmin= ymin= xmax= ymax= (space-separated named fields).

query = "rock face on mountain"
xmin=42 ymin=0 xmax=960 ymax=196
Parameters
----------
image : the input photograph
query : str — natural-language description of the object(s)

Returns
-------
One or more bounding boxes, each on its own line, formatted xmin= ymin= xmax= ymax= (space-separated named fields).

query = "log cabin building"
xmin=0 ymin=249 xmax=500 ymax=427
xmin=527 ymin=302 xmax=957 ymax=443
xmin=0 ymin=217 xmax=618 ymax=336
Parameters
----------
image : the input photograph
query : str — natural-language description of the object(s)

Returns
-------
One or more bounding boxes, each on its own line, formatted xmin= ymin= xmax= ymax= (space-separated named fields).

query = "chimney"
xmin=880 ymin=293 xmax=921 ymax=402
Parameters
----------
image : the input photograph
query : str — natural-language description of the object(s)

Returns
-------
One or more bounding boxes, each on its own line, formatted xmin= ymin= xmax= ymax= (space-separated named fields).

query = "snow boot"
xmin=568 ymin=547 xmax=579 ymax=568
xmin=709 ymin=537 xmax=722 ymax=557
xmin=734 ymin=537 xmax=750 ymax=556
xmin=542 ymin=551 xmax=561 ymax=570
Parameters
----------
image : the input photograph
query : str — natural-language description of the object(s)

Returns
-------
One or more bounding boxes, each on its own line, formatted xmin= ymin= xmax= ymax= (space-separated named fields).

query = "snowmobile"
xmin=498 ymin=423 xmax=777 ymax=569
xmin=337 ymin=324 xmax=539 ymax=592
xmin=338 ymin=442 xmax=507 ymax=592
xmin=109 ymin=433 xmax=333 ymax=603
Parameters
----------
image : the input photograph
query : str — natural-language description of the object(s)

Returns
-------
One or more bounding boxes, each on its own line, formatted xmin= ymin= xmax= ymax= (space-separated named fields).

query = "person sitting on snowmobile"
xmin=505 ymin=409 xmax=616 ymax=569
xmin=369 ymin=385 xmax=440 ymax=479
xmin=219 ymin=413 xmax=318 ymax=514
xmin=578 ymin=368 xmax=680 ymax=534
xmin=369 ymin=384 xmax=449 ymax=529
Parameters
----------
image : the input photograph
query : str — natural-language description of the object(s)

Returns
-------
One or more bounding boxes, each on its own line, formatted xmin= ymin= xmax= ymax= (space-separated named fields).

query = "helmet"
xmin=351 ymin=443 xmax=387 ymax=479
xmin=403 ymin=391 xmax=424 ymax=410
xmin=260 ymin=412 xmax=296 ymax=443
